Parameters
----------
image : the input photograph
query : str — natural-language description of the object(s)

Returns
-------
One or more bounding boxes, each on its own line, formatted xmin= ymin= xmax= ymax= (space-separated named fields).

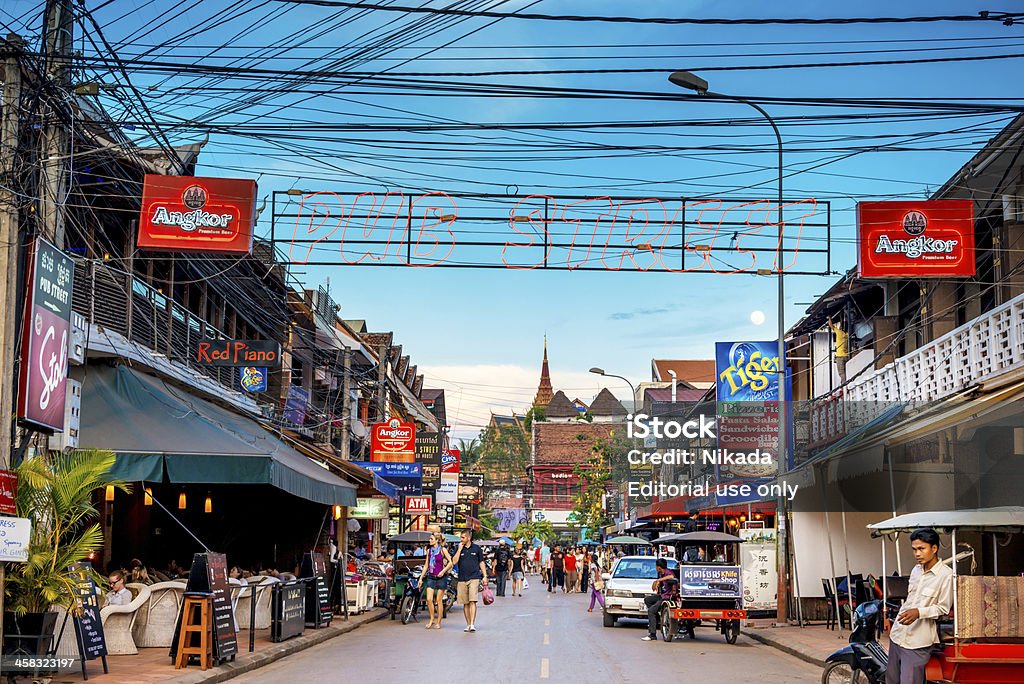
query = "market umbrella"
xmin=443 ymin=533 xmax=461 ymax=543
xmin=387 ymin=530 xmax=433 ymax=544
xmin=578 ymin=540 xmax=599 ymax=546
xmin=476 ymin=540 xmax=499 ymax=547
xmin=604 ymin=535 xmax=651 ymax=545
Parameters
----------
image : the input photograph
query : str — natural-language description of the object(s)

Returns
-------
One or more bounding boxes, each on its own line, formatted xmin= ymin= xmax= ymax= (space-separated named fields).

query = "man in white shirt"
xmin=886 ymin=528 xmax=953 ymax=684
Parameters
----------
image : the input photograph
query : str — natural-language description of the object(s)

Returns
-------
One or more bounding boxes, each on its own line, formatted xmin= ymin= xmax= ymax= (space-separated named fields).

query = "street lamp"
xmin=588 ymin=367 xmax=637 ymax=409
xmin=668 ymin=70 xmax=791 ymax=623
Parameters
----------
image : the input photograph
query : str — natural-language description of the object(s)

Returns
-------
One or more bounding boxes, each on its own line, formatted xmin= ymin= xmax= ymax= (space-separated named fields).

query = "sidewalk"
xmin=46 ymin=608 xmax=387 ymax=684
xmin=743 ymin=620 xmax=889 ymax=667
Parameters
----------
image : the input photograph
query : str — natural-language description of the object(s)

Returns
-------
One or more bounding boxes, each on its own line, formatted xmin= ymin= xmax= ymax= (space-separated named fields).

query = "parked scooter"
xmin=822 ymin=600 xmax=944 ymax=684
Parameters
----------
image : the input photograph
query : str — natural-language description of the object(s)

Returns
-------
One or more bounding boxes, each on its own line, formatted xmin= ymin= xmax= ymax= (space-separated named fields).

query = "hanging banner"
xmin=740 ymin=527 xmax=778 ymax=611
xmin=436 ymin=449 xmax=460 ymax=505
xmin=18 ymin=237 xmax=74 ymax=431
xmin=138 ymin=175 xmax=257 ymax=253
xmin=857 ymin=200 xmax=975 ymax=279
xmin=352 ymin=461 xmax=422 ymax=497
xmin=239 ymin=367 xmax=269 ymax=393
xmin=371 ymin=418 xmax=416 ymax=462
xmin=0 ymin=470 xmax=17 ymax=516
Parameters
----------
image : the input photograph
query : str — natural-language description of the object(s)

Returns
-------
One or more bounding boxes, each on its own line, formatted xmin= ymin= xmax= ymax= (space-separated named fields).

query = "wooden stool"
xmin=174 ymin=593 xmax=214 ymax=671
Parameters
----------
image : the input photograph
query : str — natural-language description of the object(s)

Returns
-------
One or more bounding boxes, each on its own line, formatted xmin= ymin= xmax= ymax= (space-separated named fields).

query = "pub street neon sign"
xmin=271 ymin=191 xmax=832 ymax=275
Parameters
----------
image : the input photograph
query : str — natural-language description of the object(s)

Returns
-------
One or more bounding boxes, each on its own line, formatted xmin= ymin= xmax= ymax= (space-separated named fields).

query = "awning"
xmin=76 ymin=364 xmax=357 ymax=506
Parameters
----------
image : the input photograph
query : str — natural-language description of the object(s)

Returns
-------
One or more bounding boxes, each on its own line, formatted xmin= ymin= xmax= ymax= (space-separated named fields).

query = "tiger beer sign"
xmin=371 ymin=418 xmax=416 ymax=463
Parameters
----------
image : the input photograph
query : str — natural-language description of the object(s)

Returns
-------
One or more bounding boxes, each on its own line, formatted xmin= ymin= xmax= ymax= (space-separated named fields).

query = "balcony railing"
xmin=844 ymin=290 xmax=1024 ymax=405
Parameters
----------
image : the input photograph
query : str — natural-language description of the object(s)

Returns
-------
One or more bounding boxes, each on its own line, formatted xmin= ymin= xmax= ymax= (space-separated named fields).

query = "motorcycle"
xmin=822 ymin=600 xmax=895 ymax=683
xmin=399 ymin=566 xmax=424 ymax=625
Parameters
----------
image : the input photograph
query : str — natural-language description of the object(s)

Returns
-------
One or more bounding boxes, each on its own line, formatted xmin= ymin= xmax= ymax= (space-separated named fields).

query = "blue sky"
xmin=4 ymin=0 xmax=1021 ymax=434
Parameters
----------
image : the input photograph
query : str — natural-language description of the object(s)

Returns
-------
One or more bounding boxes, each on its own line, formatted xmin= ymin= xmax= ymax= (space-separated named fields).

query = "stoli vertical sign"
xmin=138 ymin=175 xmax=257 ymax=253
xmin=18 ymin=238 xmax=74 ymax=431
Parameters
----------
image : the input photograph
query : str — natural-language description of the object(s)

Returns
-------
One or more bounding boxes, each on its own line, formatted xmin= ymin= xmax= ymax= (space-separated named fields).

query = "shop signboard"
xmin=171 ymin=552 xmax=237 ymax=664
xmin=430 ymin=504 xmax=455 ymax=529
xmin=138 ymin=175 xmax=257 ymax=253
xmin=349 ymin=497 xmax=388 ymax=519
xmin=352 ymin=461 xmax=422 ymax=496
xmin=18 ymin=237 xmax=74 ymax=432
xmin=415 ymin=431 xmax=442 ymax=488
xmin=494 ymin=508 xmax=528 ymax=532
xmin=436 ymin=448 xmax=459 ymax=505
xmin=67 ymin=561 xmax=108 ymax=672
xmin=195 ymin=339 xmax=280 ymax=367
xmin=677 ymin=565 xmax=741 ymax=598
xmin=271 ymin=581 xmax=305 ymax=642
xmin=0 ymin=517 xmax=31 ymax=562
xmin=238 ymin=366 xmax=269 ymax=392
xmin=740 ymin=528 xmax=778 ymax=611
xmin=715 ymin=341 xmax=781 ymax=402
xmin=371 ymin=418 xmax=416 ymax=462
xmin=857 ymin=200 xmax=975 ymax=279
xmin=0 ymin=470 xmax=17 ymax=515
xmin=404 ymin=495 xmax=432 ymax=516
xmin=284 ymin=386 xmax=308 ymax=425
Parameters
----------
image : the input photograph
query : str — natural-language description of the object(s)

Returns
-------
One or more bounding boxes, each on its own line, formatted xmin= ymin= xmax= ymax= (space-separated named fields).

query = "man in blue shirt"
xmin=450 ymin=529 xmax=488 ymax=632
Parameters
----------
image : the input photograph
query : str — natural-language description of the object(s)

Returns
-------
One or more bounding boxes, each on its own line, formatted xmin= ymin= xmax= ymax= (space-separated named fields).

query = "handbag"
xmin=593 ymin=577 xmax=605 ymax=591
xmin=481 ymin=583 xmax=495 ymax=605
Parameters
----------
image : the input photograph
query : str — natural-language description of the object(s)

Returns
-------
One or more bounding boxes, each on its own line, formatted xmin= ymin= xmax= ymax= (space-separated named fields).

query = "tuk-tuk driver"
xmin=887 ymin=527 xmax=953 ymax=684
xmin=641 ymin=558 xmax=678 ymax=642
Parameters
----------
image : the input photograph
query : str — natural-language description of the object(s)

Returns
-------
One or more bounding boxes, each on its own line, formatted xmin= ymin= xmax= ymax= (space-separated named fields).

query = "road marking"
xmin=540 ymin=657 xmax=549 ymax=678
xmin=543 ymin=632 xmax=549 ymax=645
xmin=544 ymin=618 xmax=550 ymax=626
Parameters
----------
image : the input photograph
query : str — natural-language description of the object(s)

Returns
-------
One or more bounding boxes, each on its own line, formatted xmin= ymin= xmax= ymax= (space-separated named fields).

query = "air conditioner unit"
xmin=48 ymin=379 xmax=82 ymax=452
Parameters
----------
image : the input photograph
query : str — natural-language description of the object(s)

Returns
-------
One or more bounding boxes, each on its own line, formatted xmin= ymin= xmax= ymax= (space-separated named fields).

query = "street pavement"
xmin=235 ymin=577 xmax=821 ymax=683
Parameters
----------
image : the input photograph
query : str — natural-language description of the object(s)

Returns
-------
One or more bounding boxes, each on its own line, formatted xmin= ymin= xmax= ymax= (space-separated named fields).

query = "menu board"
xmin=300 ymin=552 xmax=332 ymax=628
xmin=271 ymin=581 xmax=305 ymax=642
xmin=170 ymin=552 xmax=238 ymax=664
xmin=68 ymin=562 xmax=107 ymax=660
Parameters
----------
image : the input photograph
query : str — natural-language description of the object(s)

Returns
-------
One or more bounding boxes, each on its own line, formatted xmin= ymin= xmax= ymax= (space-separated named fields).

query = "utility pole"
xmin=375 ymin=344 xmax=387 ymax=423
xmin=0 ymin=36 xmax=24 ymax=472
xmin=39 ymin=0 xmax=73 ymax=247
xmin=340 ymin=347 xmax=351 ymax=460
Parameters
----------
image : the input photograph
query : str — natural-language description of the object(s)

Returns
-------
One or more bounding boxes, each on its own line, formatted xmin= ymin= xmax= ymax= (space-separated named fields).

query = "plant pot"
xmin=3 ymin=610 xmax=59 ymax=656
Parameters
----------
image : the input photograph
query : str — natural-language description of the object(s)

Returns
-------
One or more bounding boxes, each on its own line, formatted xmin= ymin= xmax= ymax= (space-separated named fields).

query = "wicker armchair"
xmin=132 ymin=581 xmax=186 ymax=648
xmin=100 ymin=582 xmax=151 ymax=655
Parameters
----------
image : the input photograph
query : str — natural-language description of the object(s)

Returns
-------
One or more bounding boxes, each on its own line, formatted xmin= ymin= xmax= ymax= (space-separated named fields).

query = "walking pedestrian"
xmin=587 ymin=555 xmax=605 ymax=613
xmin=580 ymin=548 xmax=590 ymax=593
xmin=421 ymin=531 xmax=453 ymax=630
xmin=511 ymin=543 xmax=527 ymax=597
xmin=548 ymin=545 xmax=565 ymax=593
xmin=564 ymin=547 xmax=578 ymax=593
xmin=449 ymin=529 xmax=488 ymax=633
xmin=539 ymin=542 xmax=551 ymax=585
xmin=493 ymin=540 xmax=511 ymax=597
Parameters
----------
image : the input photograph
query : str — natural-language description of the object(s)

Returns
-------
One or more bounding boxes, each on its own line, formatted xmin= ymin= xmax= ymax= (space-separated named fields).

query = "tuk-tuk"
xmin=384 ymin=530 xmax=432 ymax=621
xmin=655 ymin=531 xmax=747 ymax=644
xmin=823 ymin=506 xmax=1024 ymax=684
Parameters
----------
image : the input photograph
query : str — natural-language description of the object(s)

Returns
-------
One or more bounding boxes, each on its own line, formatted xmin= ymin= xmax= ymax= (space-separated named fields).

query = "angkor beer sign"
xmin=857 ymin=200 xmax=975 ymax=278
xmin=18 ymin=238 xmax=74 ymax=431
xmin=371 ymin=418 xmax=416 ymax=463
xmin=194 ymin=339 xmax=280 ymax=367
xmin=272 ymin=191 xmax=831 ymax=275
xmin=139 ymin=175 xmax=256 ymax=253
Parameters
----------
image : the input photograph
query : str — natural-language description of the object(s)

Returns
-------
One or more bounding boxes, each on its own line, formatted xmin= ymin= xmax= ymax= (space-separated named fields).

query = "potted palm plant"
xmin=3 ymin=448 xmax=128 ymax=656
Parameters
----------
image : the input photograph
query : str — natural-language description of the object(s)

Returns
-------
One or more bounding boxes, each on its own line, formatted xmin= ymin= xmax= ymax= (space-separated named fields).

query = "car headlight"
xmin=609 ymin=589 xmax=632 ymax=598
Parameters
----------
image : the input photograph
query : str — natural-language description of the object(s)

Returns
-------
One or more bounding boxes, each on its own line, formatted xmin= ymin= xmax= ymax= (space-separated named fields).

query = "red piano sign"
xmin=194 ymin=339 xmax=280 ymax=367
xmin=371 ymin=419 xmax=416 ymax=463
xmin=857 ymin=200 xmax=975 ymax=279
xmin=138 ymin=175 xmax=256 ymax=253
xmin=404 ymin=495 xmax=432 ymax=516
xmin=18 ymin=238 xmax=74 ymax=432
xmin=0 ymin=470 xmax=17 ymax=515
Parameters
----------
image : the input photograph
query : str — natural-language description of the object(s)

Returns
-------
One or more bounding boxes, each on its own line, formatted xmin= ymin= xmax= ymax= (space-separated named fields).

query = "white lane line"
xmin=543 ymin=632 xmax=550 ymax=645
xmin=544 ymin=618 xmax=550 ymax=626
xmin=540 ymin=657 xmax=550 ymax=678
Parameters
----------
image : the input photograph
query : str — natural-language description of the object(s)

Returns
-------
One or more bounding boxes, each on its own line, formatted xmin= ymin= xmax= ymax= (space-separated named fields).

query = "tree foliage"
xmin=510 ymin=519 xmax=556 ymax=544
xmin=6 ymin=449 xmax=129 ymax=615
xmin=569 ymin=433 xmax=630 ymax=541
xmin=474 ymin=423 xmax=530 ymax=485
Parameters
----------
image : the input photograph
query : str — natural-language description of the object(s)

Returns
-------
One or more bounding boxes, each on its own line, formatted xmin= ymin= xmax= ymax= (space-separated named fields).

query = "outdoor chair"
xmin=100 ymin=582 xmax=152 ymax=655
xmin=132 ymin=580 xmax=186 ymax=648
xmin=237 ymin=577 xmax=276 ymax=630
xmin=822 ymin=578 xmax=851 ymax=630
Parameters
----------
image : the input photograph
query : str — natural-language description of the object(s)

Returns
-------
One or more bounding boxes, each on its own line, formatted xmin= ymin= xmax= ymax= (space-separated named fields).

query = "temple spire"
xmin=533 ymin=336 xmax=554 ymax=408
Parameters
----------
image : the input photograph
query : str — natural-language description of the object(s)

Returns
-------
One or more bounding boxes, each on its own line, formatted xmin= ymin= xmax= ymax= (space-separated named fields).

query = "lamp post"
xmin=588 ymin=367 xmax=636 ymax=410
xmin=668 ymin=71 xmax=790 ymax=624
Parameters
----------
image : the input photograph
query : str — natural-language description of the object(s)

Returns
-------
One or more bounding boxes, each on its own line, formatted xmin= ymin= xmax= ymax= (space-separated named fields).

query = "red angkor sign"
xmin=138 ymin=175 xmax=256 ymax=253
xmin=371 ymin=418 xmax=416 ymax=462
xmin=857 ymin=200 xmax=975 ymax=279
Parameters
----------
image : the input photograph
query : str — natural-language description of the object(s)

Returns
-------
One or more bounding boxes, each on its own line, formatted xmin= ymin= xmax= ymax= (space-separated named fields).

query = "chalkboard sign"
xmin=68 ymin=562 xmax=107 ymax=661
xmin=170 ymin=552 xmax=238 ymax=665
xmin=271 ymin=581 xmax=305 ymax=642
xmin=300 ymin=552 xmax=332 ymax=628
